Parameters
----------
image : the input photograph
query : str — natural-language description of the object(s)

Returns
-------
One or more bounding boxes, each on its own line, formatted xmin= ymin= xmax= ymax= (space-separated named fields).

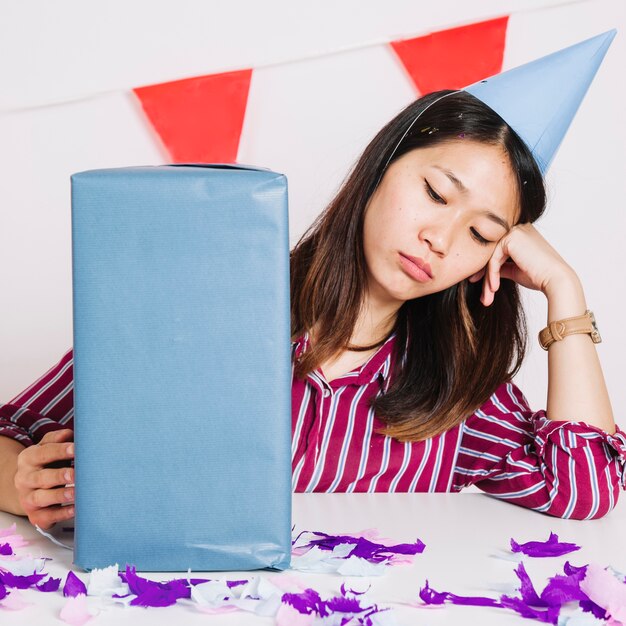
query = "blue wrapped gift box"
xmin=71 ymin=164 xmax=292 ymax=572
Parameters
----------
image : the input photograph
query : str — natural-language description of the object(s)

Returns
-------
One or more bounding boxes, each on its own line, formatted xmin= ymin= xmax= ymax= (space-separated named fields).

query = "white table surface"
xmin=1 ymin=492 xmax=624 ymax=625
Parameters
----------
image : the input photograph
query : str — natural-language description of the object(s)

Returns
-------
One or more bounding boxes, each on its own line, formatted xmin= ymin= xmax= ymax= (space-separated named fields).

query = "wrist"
xmin=544 ymin=271 xmax=587 ymax=322
xmin=543 ymin=266 xmax=580 ymax=299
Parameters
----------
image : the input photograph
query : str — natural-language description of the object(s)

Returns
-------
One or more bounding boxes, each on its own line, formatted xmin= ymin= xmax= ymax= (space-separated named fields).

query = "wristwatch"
xmin=538 ymin=309 xmax=602 ymax=351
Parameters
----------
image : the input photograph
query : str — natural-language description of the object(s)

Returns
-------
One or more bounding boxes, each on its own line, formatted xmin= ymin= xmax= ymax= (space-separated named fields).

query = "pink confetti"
xmin=59 ymin=595 xmax=95 ymax=626
xmin=0 ymin=588 xmax=31 ymax=610
xmin=276 ymin=603 xmax=315 ymax=626
xmin=0 ymin=524 xmax=28 ymax=549
xmin=580 ymin=563 xmax=626 ymax=624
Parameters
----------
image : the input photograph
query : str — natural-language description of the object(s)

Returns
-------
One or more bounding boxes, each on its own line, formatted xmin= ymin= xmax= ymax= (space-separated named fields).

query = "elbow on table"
xmin=533 ymin=485 xmax=621 ymax=520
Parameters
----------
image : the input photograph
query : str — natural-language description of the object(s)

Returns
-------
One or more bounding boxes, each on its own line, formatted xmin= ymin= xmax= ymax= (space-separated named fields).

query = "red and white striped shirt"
xmin=2 ymin=336 xmax=625 ymax=519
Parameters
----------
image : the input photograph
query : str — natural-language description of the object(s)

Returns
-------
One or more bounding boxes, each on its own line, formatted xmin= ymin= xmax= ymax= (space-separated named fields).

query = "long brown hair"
xmin=290 ymin=90 xmax=546 ymax=441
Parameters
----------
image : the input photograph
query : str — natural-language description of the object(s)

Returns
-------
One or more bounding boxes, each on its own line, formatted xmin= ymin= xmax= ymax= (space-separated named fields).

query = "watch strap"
xmin=538 ymin=309 xmax=602 ymax=351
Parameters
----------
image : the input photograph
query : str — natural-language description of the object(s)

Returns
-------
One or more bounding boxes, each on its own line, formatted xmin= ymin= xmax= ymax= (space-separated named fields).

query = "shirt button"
xmin=322 ymin=388 xmax=331 ymax=398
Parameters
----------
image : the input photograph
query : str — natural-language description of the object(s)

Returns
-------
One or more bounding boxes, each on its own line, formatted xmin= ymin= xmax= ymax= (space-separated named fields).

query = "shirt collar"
xmin=292 ymin=330 xmax=397 ymax=387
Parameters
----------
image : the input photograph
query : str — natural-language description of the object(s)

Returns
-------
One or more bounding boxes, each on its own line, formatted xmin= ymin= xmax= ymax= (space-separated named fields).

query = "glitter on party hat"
xmin=463 ymin=30 xmax=617 ymax=173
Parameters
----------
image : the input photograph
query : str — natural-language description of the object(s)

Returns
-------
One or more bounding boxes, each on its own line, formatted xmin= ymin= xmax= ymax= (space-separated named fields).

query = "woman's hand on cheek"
xmin=470 ymin=223 xmax=577 ymax=307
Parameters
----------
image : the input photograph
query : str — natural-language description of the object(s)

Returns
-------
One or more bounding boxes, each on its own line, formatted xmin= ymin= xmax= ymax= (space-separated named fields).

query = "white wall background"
xmin=1 ymin=0 xmax=624 ymax=425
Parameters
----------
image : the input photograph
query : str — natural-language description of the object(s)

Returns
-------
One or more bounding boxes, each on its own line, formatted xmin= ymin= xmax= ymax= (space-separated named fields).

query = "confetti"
xmin=293 ymin=529 xmax=425 ymax=562
xmin=60 ymin=594 xmax=96 ymax=626
xmin=419 ymin=580 xmax=502 ymax=607
xmin=579 ymin=563 xmax=626 ymax=623
xmin=510 ymin=532 xmax=580 ymax=558
xmin=85 ymin=564 xmax=127 ymax=597
xmin=119 ymin=565 xmax=192 ymax=607
xmin=278 ymin=585 xmax=396 ymax=625
xmin=63 ymin=571 xmax=87 ymax=597
xmin=36 ymin=576 xmax=62 ymax=592
xmin=0 ymin=569 xmax=47 ymax=589
xmin=0 ymin=588 xmax=31 ymax=610
xmin=0 ymin=524 xmax=28 ymax=549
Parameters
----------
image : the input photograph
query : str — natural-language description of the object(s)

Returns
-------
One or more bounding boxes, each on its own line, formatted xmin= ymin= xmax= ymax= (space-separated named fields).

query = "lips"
xmin=400 ymin=254 xmax=433 ymax=278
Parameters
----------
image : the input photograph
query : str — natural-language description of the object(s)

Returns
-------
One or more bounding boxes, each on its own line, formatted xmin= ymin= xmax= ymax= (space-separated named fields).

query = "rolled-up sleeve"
xmin=452 ymin=380 xmax=626 ymax=520
xmin=0 ymin=349 xmax=74 ymax=446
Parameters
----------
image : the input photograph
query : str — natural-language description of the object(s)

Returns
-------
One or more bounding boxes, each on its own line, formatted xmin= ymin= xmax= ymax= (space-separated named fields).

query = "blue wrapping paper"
xmin=71 ymin=164 xmax=292 ymax=572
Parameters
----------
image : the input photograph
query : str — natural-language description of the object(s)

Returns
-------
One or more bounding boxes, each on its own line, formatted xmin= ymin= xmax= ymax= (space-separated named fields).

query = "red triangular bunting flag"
xmin=390 ymin=16 xmax=509 ymax=94
xmin=133 ymin=69 xmax=252 ymax=163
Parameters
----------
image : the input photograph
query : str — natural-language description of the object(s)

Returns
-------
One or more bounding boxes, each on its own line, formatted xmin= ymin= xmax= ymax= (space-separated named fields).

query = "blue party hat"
xmin=464 ymin=30 xmax=616 ymax=173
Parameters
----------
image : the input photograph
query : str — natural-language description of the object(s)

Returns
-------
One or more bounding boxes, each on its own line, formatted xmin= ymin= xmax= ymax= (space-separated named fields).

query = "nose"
xmin=419 ymin=218 xmax=454 ymax=256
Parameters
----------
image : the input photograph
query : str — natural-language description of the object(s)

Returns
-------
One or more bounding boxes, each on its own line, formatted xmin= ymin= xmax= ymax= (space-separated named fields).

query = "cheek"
xmin=450 ymin=246 xmax=491 ymax=279
xmin=365 ymin=204 xmax=403 ymax=250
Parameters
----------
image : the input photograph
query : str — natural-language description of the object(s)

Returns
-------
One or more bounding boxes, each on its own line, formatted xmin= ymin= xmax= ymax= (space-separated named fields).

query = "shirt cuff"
xmin=533 ymin=413 xmax=626 ymax=489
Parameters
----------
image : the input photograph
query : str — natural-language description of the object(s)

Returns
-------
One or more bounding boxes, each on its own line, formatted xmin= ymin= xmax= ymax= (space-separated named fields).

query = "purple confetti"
xmin=282 ymin=588 xmax=327 ymax=616
xmin=116 ymin=568 xmax=251 ymax=608
xmin=63 ymin=570 xmax=87 ymax=597
xmin=540 ymin=571 xmax=588 ymax=606
xmin=325 ymin=594 xmax=364 ymax=613
xmin=580 ymin=598 xmax=608 ymax=620
xmin=510 ymin=532 xmax=580 ymax=558
xmin=225 ymin=579 xmax=249 ymax=589
xmin=280 ymin=587 xmax=388 ymax=623
xmin=513 ymin=560 xmax=609 ymax=621
xmin=499 ymin=595 xmax=560 ymax=624
xmin=340 ymin=582 xmax=371 ymax=597
xmin=0 ymin=542 xmax=13 ymax=556
xmin=121 ymin=565 xmax=192 ymax=607
xmin=0 ymin=570 xmax=47 ymax=589
xmin=419 ymin=580 xmax=502 ymax=608
xmin=513 ymin=561 xmax=546 ymax=606
xmin=294 ymin=530 xmax=425 ymax=563
xmin=36 ymin=576 xmax=61 ymax=592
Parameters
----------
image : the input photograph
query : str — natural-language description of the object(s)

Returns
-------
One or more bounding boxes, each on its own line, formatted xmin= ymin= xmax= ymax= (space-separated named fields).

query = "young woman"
xmin=1 ymin=90 xmax=624 ymax=531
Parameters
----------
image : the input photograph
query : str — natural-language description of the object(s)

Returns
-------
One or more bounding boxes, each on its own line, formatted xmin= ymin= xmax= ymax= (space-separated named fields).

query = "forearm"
xmin=0 ymin=436 xmax=26 ymax=515
xmin=545 ymin=271 xmax=615 ymax=434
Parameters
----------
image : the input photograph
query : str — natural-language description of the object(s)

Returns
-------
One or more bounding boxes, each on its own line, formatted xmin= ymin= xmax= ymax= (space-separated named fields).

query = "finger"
xmin=29 ymin=504 xmax=75 ymax=531
xmin=40 ymin=429 xmax=74 ymax=444
xmin=23 ymin=441 xmax=74 ymax=469
xmin=25 ymin=486 xmax=74 ymax=511
xmin=21 ymin=467 xmax=74 ymax=490
xmin=499 ymin=260 xmax=517 ymax=282
xmin=488 ymin=256 xmax=499 ymax=296
xmin=484 ymin=241 xmax=510 ymax=305
xmin=482 ymin=262 xmax=493 ymax=306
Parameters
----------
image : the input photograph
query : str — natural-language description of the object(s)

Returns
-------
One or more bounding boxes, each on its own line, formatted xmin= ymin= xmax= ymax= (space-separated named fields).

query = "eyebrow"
xmin=432 ymin=165 xmax=511 ymax=232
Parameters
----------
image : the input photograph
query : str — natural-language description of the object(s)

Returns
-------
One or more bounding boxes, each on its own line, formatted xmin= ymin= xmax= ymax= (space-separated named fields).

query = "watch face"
xmin=589 ymin=310 xmax=602 ymax=343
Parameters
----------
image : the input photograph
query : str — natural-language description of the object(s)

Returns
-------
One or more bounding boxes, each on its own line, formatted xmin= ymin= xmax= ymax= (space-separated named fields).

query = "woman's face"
xmin=362 ymin=139 xmax=521 ymax=308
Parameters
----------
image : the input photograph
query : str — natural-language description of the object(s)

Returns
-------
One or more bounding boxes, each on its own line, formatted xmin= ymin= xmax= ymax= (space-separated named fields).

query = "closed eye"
xmin=470 ymin=228 xmax=492 ymax=246
xmin=425 ymin=179 xmax=493 ymax=246
xmin=424 ymin=180 xmax=445 ymax=204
